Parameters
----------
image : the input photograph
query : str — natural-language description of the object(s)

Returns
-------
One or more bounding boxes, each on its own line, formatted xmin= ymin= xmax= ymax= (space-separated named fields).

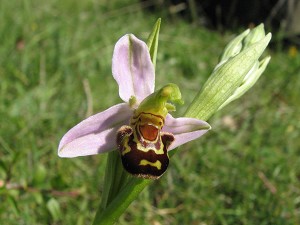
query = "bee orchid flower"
xmin=58 ymin=34 xmax=210 ymax=179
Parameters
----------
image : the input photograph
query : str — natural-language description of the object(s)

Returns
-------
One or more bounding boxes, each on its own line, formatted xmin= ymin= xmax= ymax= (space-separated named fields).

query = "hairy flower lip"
xmin=58 ymin=34 xmax=210 ymax=158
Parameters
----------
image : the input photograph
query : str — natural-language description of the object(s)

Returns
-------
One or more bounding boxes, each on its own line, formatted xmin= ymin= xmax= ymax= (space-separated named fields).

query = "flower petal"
xmin=162 ymin=114 xmax=211 ymax=151
xmin=112 ymin=34 xmax=155 ymax=103
xmin=58 ymin=103 xmax=132 ymax=158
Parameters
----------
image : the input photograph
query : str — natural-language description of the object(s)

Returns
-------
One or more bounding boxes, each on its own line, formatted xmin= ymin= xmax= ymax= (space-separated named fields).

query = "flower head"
xmin=58 ymin=34 xmax=210 ymax=178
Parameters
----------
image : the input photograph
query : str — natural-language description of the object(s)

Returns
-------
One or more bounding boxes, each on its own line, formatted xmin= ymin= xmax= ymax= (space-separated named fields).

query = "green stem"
xmin=102 ymin=151 xmax=129 ymax=208
xmin=93 ymin=151 xmax=129 ymax=224
xmin=92 ymin=177 xmax=151 ymax=225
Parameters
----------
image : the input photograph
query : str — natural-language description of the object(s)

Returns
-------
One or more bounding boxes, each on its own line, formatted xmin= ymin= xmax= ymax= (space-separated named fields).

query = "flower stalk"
xmin=99 ymin=150 xmax=128 ymax=210
xmin=93 ymin=23 xmax=271 ymax=224
xmin=58 ymin=19 xmax=271 ymax=225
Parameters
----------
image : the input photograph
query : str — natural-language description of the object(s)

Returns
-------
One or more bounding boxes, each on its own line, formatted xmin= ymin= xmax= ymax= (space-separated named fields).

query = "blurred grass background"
xmin=0 ymin=0 xmax=300 ymax=224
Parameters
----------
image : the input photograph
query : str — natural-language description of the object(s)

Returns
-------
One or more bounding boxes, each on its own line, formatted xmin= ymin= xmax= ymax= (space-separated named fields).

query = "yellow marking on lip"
xmin=121 ymin=137 xmax=131 ymax=156
xmin=139 ymin=159 xmax=162 ymax=170
xmin=136 ymin=140 xmax=164 ymax=154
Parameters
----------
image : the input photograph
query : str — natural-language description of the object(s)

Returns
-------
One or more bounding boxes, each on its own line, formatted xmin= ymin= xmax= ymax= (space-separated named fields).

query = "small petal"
xmin=58 ymin=103 xmax=132 ymax=158
xmin=162 ymin=114 xmax=211 ymax=151
xmin=112 ymin=34 xmax=155 ymax=103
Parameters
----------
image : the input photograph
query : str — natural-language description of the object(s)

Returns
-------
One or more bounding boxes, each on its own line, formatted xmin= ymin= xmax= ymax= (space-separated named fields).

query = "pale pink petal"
xmin=162 ymin=114 xmax=211 ymax=151
xmin=112 ymin=34 xmax=155 ymax=103
xmin=58 ymin=103 xmax=132 ymax=158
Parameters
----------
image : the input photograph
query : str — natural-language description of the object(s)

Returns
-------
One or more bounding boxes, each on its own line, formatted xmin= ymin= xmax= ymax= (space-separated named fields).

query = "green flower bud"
xmin=186 ymin=24 xmax=272 ymax=121
xmin=218 ymin=55 xmax=271 ymax=110
xmin=243 ymin=24 xmax=266 ymax=48
xmin=219 ymin=29 xmax=250 ymax=64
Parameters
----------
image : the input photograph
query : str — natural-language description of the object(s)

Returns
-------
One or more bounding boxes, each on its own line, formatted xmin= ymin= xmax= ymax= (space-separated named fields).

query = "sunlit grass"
xmin=0 ymin=0 xmax=299 ymax=224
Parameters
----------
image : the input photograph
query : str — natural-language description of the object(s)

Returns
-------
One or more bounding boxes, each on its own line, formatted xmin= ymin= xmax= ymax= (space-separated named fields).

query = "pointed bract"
xmin=147 ymin=18 xmax=161 ymax=68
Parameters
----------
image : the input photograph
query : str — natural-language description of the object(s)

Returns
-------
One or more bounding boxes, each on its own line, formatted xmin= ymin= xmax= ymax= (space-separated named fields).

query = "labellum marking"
xmin=116 ymin=83 xmax=182 ymax=179
xmin=139 ymin=159 xmax=162 ymax=170
xmin=117 ymin=112 xmax=174 ymax=179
